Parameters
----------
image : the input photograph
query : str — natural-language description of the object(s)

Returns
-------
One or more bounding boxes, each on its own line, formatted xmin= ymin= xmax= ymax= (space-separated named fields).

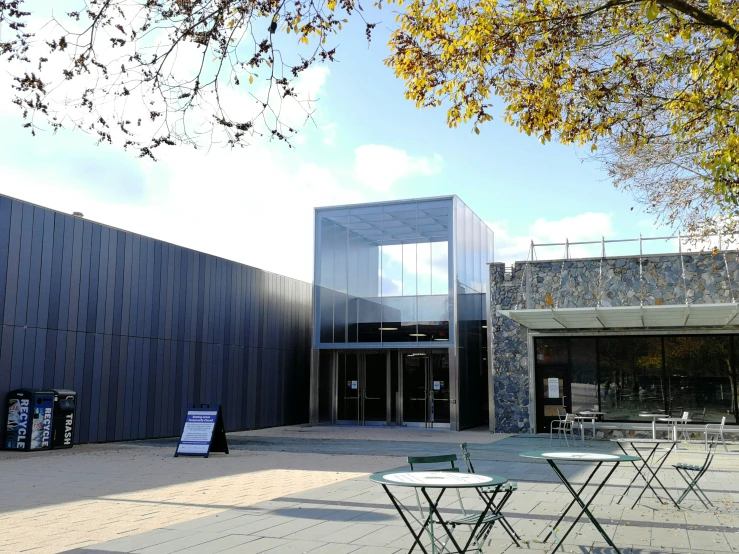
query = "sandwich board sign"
xmin=175 ymin=403 xmax=229 ymax=458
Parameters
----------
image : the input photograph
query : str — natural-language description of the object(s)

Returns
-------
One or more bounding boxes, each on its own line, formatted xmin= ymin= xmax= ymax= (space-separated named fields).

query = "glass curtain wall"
xmin=455 ymin=198 xmax=495 ymax=428
xmin=534 ymin=335 xmax=739 ymax=424
xmin=316 ymin=200 xmax=452 ymax=345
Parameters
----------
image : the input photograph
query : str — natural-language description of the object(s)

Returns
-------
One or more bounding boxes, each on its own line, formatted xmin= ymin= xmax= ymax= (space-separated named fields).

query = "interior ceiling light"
xmin=378 ymin=327 xmax=398 ymax=331
xmin=433 ymin=338 xmax=449 ymax=341
xmin=482 ymin=325 xmax=488 ymax=329
xmin=409 ymin=333 xmax=427 ymax=337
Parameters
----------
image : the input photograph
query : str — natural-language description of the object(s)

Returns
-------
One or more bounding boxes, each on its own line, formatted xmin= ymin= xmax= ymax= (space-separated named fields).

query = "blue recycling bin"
xmin=4 ymin=389 xmax=56 ymax=451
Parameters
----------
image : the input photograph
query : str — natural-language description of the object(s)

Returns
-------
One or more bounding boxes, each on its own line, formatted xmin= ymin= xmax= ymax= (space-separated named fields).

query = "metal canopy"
xmin=498 ymin=304 xmax=739 ymax=330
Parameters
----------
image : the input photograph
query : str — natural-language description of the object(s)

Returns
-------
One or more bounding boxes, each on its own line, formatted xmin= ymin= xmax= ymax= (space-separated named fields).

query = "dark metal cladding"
xmin=0 ymin=194 xmax=311 ymax=444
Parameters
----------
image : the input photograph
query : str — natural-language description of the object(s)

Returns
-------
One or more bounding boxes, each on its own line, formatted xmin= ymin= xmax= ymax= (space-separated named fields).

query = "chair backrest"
xmin=557 ymin=408 xmax=566 ymax=419
xmin=564 ymin=413 xmax=576 ymax=421
xmin=408 ymin=454 xmax=459 ymax=472
xmin=459 ymin=443 xmax=475 ymax=473
xmin=720 ymin=416 xmax=726 ymax=428
xmin=701 ymin=438 xmax=718 ymax=473
xmin=681 ymin=411 xmax=690 ymax=421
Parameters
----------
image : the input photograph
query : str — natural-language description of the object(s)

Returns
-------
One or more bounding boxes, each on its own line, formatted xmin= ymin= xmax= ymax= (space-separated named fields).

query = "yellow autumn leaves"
xmin=385 ymin=0 xmax=739 ymax=198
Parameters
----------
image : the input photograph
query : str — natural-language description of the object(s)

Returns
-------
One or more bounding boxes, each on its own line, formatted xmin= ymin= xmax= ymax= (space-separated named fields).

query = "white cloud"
xmin=354 ymin=145 xmax=442 ymax=191
xmin=490 ymin=212 xmax=615 ymax=265
xmin=0 ymin=144 xmax=367 ymax=283
xmin=322 ymin=123 xmax=338 ymax=145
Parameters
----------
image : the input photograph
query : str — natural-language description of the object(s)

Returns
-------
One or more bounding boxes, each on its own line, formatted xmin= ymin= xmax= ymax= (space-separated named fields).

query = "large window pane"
xmin=381 ymin=296 xmax=417 ymax=342
xmin=416 ymin=242 xmax=432 ymax=296
xmin=402 ymin=243 xmax=417 ymax=296
xmin=599 ymin=337 xmax=663 ymax=421
xmin=665 ymin=336 xmax=732 ymax=423
xmin=417 ymin=295 xmax=450 ymax=343
xmin=571 ymin=338 xmax=598 ymax=414
xmin=356 ymin=297 xmax=382 ymax=342
xmin=431 ymin=241 xmax=449 ymax=295
xmin=535 ymin=338 xmax=569 ymax=366
xmin=380 ymin=245 xmax=402 ymax=297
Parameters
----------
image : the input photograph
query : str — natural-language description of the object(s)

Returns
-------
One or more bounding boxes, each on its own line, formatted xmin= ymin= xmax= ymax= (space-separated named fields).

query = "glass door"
xmin=402 ymin=352 xmax=429 ymax=424
xmin=401 ymin=351 xmax=450 ymax=427
xmin=337 ymin=351 xmax=388 ymax=425
xmin=430 ymin=352 xmax=450 ymax=424
xmin=337 ymin=352 xmax=360 ymax=424
xmin=363 ymin=353 xmax=388 ymax=424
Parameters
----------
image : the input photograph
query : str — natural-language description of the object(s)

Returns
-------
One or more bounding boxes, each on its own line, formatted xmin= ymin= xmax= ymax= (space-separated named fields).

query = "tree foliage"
xmin=386 ymin=0 xmax=739 ymax=234
xmin=0 ymin=0 xmax=374 ymax=157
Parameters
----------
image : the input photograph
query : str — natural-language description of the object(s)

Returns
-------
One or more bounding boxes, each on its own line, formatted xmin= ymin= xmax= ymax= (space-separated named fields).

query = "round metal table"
xmin=520 ymin=450 xmax=638 ymax=554
xmin=610 ymin=438 xmax=680 ymax=508
xmin=659 ymin=417 xmax=692 ymax=441
xmin=370 ymin=471 xmax=507 ymax=553
xmin=640 ymin=413 xmax=667 ymax=439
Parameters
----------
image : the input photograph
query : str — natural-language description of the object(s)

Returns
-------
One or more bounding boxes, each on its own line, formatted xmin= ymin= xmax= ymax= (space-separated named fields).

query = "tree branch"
xmin=656 ymin=0 xmax=739 ymax=39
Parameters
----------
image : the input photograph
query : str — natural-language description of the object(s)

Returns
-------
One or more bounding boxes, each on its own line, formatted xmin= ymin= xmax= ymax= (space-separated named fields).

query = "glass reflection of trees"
xmin=665 ymin=336 xmax=733 ymax=423
xmin=535 ymin=335 xmax=739 ymax=424
xmin=599 ymin=337 xmax=664 ymax=420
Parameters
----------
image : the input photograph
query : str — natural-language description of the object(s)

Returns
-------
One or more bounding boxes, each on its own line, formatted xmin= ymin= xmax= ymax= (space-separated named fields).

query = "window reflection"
xmin=533 ymin=335 xmax=739 ymax=424
xmin=571 ymin=338 xmax=597 ymax=414
xmin=316 ymin=199 xmax=484 ymax=345
xmin=665 ymin=336 xmax=732 ymax=422
xmin=599 ymin=337 xmax=663 ymax=420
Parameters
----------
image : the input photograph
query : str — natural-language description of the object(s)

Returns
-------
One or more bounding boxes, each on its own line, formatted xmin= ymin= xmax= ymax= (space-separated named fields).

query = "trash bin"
xmin=51 ymin=389 xmax=77 ymax=449
xmin=4 ymin=389 xmax=55 ymax=451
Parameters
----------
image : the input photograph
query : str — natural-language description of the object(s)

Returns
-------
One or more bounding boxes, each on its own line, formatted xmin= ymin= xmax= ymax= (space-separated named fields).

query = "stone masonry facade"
xmin=490 ymin=252 xmax=739 ymax=433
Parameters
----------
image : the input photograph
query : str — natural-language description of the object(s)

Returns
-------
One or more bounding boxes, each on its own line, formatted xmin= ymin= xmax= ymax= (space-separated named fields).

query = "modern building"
xmin=308 ymin=197 xmax=494 ymax=431
xmin=5 ymin=191 xmax=737 ymax=444
xmin=0 ymin=194 xmax=312 ymax=444
xmin=491 ymin=241 xmax=739 ymax=435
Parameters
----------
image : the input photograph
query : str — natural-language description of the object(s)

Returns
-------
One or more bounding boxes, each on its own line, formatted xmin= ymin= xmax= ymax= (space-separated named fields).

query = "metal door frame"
xmin=400 ymin=350 xmax=451 ymax=429
xmin=334 ymin=350 xmax=391 ymax=426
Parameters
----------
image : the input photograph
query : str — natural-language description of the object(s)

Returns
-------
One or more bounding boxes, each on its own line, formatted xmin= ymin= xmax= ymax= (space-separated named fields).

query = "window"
xmin=533 ymin=335 xmax=738 ymax=424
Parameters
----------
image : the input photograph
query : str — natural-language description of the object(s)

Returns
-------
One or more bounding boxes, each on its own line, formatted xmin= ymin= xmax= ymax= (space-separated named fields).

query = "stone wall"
xmin=489 ymin=252 xmax=739 ymax=433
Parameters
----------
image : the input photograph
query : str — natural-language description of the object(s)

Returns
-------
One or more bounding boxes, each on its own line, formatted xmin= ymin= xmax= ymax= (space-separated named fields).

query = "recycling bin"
xmin=51 ymin=389 xmax=77 ymax=449
xmin=4 ymin=389 xmax=55 ymax=451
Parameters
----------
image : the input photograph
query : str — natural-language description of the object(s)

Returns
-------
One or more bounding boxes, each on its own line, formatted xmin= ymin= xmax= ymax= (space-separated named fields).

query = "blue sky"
xmin=0 ymin=6 xmax=677 ymax=282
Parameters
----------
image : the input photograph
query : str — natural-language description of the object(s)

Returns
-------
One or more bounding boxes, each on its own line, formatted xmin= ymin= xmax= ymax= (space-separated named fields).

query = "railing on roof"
xmin=527 ymin=233 xmax=735 ymax=262
xmin=513 ymin=233 xmax=739 ymax=310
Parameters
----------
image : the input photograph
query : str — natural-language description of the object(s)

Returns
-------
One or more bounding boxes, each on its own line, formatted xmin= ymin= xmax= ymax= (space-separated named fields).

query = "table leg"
xmin=547 ymin=460 xmax=622 ymax=554
xmin=543 ymin=462 xmax=602 ymax=542
xmin=382 ymin=484 xmax=438 ymax=554
xmin=617 ymin=443 xmax=663 ymax=505
xmin=632 ymin=442 xmax=680 ymax=510
xmin=476 ymin=485 xmax=521 ymax=547
xmin=421 ymin=486 xmax=497 ymax=553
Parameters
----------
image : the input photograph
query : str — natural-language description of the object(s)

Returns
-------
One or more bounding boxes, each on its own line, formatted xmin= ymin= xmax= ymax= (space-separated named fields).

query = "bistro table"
xmin=520 ymin=450 xmax=638 ymax=554
xmin=640 ymin=413 xmax=668 ymax=439
xmin=575 ymin=411 xmax=608 ymax=443
xmin=370 ymin=470 xmax=507 ymax=553
xmin=611 ymin=438 xmax=679 ymax=509
xmin=659 ymin=416 xmax=692 ymax=442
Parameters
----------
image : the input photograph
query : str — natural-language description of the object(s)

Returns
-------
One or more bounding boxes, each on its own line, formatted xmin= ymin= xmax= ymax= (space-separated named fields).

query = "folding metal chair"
xmin=550 ymin=411 xmax=576 ymax=446
xmin=673 ymin=439 xmax=717 ymax=509
xmin=460 ymin=443 xmax=521 ymax=547
xmin=705 ymin=416 xmax=729 ymax=452
xmin=678 ymin=411 xmax=691 ymax=441
xmin=408 ymin=454 xmax=499 ymax=552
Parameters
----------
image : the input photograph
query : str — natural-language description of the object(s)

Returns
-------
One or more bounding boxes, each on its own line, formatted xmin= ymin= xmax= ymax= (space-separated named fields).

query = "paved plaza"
xmin=1 ymin=426 xmax=738 ymax=554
